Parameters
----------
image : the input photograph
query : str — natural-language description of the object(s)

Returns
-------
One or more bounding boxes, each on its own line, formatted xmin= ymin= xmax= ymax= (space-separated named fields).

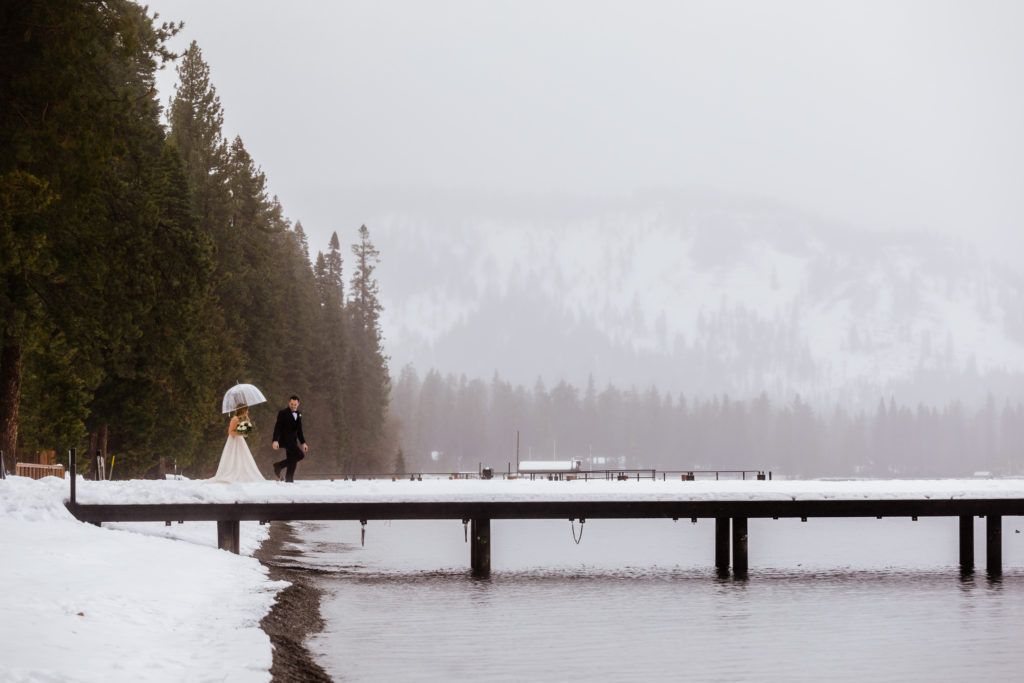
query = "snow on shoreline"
xmin=1 ymin=476 xmax=282 ymax=683
xmin=4 ymin=473 xmax=1024 ymax=681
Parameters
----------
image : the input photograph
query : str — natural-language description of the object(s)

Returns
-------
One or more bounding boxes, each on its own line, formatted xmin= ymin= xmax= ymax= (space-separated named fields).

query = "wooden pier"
xmin=62 ymin=453 xmax=1024 ymax=577
xmin=65 ymin=496 xmax=1024 ymax=577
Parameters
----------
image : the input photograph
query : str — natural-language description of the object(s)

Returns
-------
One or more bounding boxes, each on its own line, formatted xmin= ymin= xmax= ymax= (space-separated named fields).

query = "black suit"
xmin=272 ymin=407 xmax=306 ymax=482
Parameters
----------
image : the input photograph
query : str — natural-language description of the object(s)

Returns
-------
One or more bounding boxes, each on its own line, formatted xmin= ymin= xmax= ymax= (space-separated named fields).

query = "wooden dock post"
xmin=715 ymin=517 xmax=730 ymax=572
xmin=217 ymin=520 xmax=240 ymax=554
xmin=959 ymin=515 xmax=974 ymax=570
xmin=986 ymin=514 xmax=1001 ymax=575
xmin=732 ymin=517 xmax=748 ymax=576
xmin=471 ymin=518 xmax=490 ymax=576
xmin=69 ymin=448 xmax=76 ymax=504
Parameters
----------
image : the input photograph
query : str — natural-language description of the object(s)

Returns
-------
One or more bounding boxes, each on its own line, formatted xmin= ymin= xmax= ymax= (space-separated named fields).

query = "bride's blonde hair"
xmin=234 ymin=405 xmax=248 ymax=418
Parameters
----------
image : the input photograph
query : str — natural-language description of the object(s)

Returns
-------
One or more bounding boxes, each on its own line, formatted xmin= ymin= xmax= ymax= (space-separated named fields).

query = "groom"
xmin=272 ymin=395 xmax=308 ymax=482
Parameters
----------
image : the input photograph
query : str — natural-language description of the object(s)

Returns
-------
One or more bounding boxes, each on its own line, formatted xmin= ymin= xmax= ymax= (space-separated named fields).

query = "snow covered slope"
xmin=366 ymin=197 xmax=1024 ymax=406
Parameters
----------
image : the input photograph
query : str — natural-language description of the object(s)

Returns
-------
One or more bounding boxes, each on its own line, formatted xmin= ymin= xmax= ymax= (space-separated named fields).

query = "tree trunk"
xmin=99 ymin=423 xmax=108 ymax=478
xmin=0 ymin=339 xmax=24 ymax=474
xmin=88 ymin=433 xmax=98 ymax=468
xmin=89 ymin=426 xmax=109 ymax=477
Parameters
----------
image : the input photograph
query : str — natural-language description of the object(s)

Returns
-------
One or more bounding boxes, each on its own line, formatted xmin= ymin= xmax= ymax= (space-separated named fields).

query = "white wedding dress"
xmin=209 ymin=434 xmax=265 ymax=483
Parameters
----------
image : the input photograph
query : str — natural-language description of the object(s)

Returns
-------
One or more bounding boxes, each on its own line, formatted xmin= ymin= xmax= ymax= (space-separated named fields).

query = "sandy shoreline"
xmin=255 ymin=521 xmax=334 ymax=682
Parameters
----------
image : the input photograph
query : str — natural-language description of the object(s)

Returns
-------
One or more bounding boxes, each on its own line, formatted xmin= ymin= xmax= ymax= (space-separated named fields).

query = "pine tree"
xmin=166 ymin=39 xmax=242 ymax=405
xmin=390 ymin=364 xmax=421 ymax=468
xmin=344 ymin=226 xmax=390 ymax=471
xmin=312 ymin=233 xmax=348 ymax=467
xmin=167 ymin=41 xmax=229 ymax=231
xmin=294 ymin=221 xmax=310 ymax=262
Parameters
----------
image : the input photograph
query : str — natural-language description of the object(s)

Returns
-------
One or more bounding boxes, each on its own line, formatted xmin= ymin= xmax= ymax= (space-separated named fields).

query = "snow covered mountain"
xmin=366 ymin=195 xmax=1024 ymax=408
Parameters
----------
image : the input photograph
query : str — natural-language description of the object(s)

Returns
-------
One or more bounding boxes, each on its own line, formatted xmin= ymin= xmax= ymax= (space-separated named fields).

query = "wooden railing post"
xmin=69 ymin=447 xmax=76 ymax=504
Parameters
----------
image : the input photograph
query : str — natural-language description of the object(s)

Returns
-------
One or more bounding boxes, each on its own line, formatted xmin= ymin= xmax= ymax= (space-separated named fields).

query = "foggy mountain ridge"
xmin=369 ymin=203 xmax=1024 ymax=408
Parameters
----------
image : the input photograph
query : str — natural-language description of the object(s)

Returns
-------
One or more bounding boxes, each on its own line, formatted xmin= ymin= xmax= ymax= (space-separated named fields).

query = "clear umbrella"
xmin=221 ymin=383 xmax=268 ymax=413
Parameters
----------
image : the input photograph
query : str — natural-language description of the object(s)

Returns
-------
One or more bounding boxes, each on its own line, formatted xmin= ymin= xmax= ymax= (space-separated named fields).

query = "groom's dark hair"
xmin=290 ymin=395 xmax=300 ymax=401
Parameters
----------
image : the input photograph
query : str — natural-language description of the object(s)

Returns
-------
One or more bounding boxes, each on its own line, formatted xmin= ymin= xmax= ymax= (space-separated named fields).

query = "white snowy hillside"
xmin=369 ymin=196 xmax=1024 ymax=408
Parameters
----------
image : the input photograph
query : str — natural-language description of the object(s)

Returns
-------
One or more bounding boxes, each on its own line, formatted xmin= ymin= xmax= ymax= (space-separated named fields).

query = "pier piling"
xmin=715 ymin=518 xmax=730 ymax=572
xmin=217 ymin=520 xmax=240 ymax=554
xmin=959 ymin=515 xmax=974 ymax=570
xmin=986 ymin=514 xmax=1001 ymax=575
xmin=471 ymin=518 xmax=491 ymax=576
xmin=732 ymin=517 xmax=748 ymax=576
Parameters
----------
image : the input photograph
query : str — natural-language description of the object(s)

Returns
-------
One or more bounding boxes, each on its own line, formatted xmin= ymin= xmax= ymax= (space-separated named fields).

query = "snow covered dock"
xmin=63 ymin=470 xmax=1024 ymax=576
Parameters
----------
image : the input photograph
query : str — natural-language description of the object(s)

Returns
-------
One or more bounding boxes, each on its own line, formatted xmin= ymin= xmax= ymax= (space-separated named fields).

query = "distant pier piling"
xmin=987 ymin=515 xmax=1001 ymax=575
xmin=471 ymin=518 xmax=491 ymax=576
xmin=715 ymin=518 xmax=729 ymax=572
xmin=732 ymin=517 xmax=749 ymax=576
xmin=959 ymin=515 xmax=974 ymax=570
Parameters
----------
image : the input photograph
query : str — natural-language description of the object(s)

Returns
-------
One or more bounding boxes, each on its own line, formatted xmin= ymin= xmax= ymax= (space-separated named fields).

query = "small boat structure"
xmin=517 ymin=460 xmax=582 ymax=480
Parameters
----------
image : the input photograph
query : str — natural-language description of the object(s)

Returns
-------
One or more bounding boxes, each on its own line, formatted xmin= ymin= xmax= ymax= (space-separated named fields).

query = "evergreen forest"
xmin=1 ymin=2 xmax=390 ymax=477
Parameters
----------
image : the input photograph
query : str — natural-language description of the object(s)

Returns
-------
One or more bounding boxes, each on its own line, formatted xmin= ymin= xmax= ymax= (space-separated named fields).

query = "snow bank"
xmin=0 ymin=476 xmax=282 ymax=683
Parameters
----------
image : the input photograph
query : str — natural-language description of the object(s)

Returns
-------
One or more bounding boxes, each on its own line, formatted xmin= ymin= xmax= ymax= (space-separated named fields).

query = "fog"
xmin=149 ymin=0 xmax=1024 ymax=256
xmin=148 ymin=2 xmax=1024 ymax=431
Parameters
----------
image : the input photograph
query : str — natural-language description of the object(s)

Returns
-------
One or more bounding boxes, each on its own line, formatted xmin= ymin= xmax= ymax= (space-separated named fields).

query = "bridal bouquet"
xmin=235 ymin=418 xmax=254 ymax=435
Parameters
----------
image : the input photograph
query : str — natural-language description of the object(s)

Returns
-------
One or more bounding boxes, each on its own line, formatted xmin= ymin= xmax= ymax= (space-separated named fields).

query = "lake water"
xmin=283 ymin=517 xmax=1024 ymax=682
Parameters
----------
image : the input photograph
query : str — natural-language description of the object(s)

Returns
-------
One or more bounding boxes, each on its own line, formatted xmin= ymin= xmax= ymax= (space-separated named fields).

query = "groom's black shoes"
xmin=273 ymin=463 xmax=283 ymax=480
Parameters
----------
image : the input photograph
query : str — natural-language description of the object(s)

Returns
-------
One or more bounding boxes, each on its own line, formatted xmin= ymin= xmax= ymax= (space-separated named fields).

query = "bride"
xmin=209 ymin=405 xmax=265 ymax=483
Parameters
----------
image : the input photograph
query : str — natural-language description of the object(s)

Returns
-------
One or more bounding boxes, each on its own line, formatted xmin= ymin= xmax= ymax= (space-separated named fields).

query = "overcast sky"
xmin=147 ymin=1 xmax=1024 ymax=259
